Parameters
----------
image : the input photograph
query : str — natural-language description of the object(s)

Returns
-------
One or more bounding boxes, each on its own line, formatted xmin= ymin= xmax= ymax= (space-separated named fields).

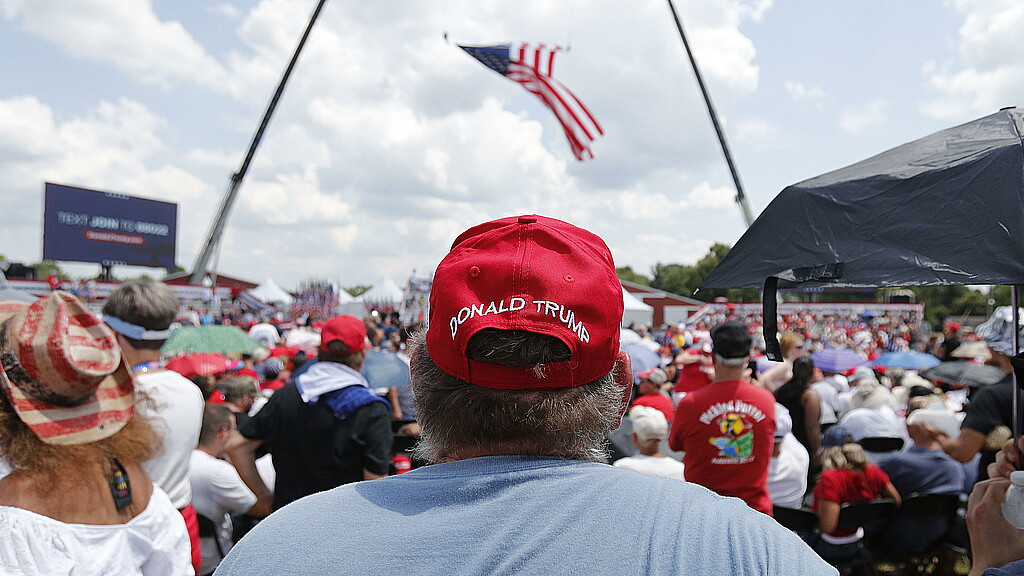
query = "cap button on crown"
xmin=517 ymin=216 xmax=537 ymax=224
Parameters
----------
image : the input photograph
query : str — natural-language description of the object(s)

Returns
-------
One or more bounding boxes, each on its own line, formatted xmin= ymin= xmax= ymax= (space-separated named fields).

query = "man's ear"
xmin=612 ymin=349 xmax=634 ymax=428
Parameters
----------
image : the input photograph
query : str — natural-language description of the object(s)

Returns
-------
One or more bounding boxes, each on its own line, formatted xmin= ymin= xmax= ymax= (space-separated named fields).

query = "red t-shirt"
xmin=632 ymin=393 xmax=675 ymax=422
xmin=237 ymin=368 xmax=259 ymax=380
xmin=676 ymin=352 xmax=714 ymax=393
xmin=669 ymin=380 xmax=776 ymax=515
xmin=813 ymin=465 xmax=892 ymax=538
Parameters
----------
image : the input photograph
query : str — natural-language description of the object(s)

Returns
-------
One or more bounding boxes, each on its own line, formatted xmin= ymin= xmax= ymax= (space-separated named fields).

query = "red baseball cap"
xmin=425 ymin=215 xmax=623 ymax=390
xmin=319 ymin=315 xmax=366 ymax=354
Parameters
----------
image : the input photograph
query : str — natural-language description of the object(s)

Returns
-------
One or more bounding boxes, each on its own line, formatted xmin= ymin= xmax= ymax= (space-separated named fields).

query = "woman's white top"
xmin=0 ymin=483 xmax=193 ymax=575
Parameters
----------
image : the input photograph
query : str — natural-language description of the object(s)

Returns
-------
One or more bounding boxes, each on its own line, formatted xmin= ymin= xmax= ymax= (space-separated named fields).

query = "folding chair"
xmin=831 ymin=499 xmax=897 ymax=576
xmin=773 ymin=505 xmax=819 ymax=533
xmin=871 ymin=493 xmax=961 ymax=575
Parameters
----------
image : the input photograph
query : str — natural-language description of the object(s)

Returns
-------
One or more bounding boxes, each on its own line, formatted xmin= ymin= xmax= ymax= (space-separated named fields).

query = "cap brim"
xmin=1 ymin=359 xmax=135 ymax=445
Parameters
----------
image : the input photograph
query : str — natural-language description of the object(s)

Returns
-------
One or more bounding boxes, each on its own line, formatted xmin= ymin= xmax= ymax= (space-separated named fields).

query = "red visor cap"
xmin=426 ymin=215 xmax=623 ymax=390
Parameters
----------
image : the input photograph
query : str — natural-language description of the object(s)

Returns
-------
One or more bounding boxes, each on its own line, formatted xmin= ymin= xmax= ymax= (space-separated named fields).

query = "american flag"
xmin=459 ymin=43 xmax=604 ymax=161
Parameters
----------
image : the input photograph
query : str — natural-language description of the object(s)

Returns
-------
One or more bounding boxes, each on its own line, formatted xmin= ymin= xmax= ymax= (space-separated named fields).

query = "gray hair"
xmin=714 ymin=353 xmax=749 ymax=368
xmin=409 ymin=330 xmax=624 ymax=464
xmin=101 ymin=279 xmax=178 ymax=350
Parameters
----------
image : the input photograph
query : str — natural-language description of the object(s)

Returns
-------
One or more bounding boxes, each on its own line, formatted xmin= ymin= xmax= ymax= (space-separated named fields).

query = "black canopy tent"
xmin=700 ymin=107 xmax=1024 ymax=438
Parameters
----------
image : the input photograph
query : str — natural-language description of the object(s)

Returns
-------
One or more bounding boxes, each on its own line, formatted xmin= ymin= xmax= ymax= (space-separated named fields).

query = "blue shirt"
xmin=877 ymin=447 xmax=967 ymax=496
xmin=217 ymin=456 xmax=835 ymax=575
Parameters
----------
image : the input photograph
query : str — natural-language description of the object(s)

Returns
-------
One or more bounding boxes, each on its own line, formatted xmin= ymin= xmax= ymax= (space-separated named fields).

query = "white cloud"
xmin=208 ymin=3 xmax=242 ymax=19
xmin=837 ymin=100 xmax=888 ymax=134
xmin=0 ymin=96 xmax=214 ymax=265
xmin=690 ymin=26 xmax=759 ymax=94
xmin=0 ymin=96 xmax=55 ymax=158
xmin=0 ymin=96 xmax=172 ymax=188
xmin=684 ymin=182 xmax=737 ymax=210
xmin=784 ymin=81 xmax=825 ymax=108
xmin=607 ymin=188 xmax=674 ymax=221
xmin=0 ymin=0 xmax=769 ymax=286
xmin=920 ymin=1 xmax=1024 ymax=120
xmin=1 ymin=0 xmax=226 ymax=90
xmin=734 ymin=117 xmax=776 ymax=142
xmin=607 ymin=233 xmax=717 ymax=278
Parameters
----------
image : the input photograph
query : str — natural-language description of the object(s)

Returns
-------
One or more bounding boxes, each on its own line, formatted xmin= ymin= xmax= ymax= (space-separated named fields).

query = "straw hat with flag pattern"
xmin=0 ymin=291 xmax=135 ymax=445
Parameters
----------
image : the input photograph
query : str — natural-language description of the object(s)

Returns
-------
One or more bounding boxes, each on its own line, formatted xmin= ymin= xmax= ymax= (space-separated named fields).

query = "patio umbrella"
xmin=165 ymin=353 xmax=241 ymax=379
xmin=871 ymin=351 xmax=942 ymax=371
xmin=361 ymin=349 xmax=410 ymax=389
xmin=162 ymin=325 xmax=261 ymax=356
xmin=950 ymin=341 xmax=991 ymax=360
xmin=810 ymin=347 xmax=867 ymax=374
xmin=920 ymin=362 xmax=1006 ymax=388
xmin=624 ymin=342 xmax=661 ymax=379
xmin=698 ymin=108 xmax=1024 ymax=360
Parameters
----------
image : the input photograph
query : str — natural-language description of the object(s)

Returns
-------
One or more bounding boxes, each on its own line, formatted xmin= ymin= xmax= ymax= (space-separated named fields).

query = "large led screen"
xmin=42 ymin=183 xmax=178 ymax=269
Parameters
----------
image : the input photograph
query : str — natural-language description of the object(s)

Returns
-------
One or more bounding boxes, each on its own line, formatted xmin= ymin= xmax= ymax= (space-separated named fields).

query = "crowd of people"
xmin=619 ymin=303 xmax=1023 ymax=574
xmin=0 ymin=215 xmax=1022 ymax=575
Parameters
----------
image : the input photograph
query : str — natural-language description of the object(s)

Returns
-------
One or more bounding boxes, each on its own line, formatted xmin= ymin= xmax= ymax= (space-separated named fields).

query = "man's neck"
xmin=714 ymin=369 xmax=746 ymax=382
xmin=196 ymin=445 xmax=221 ymax=459
xmin=438 ymin=444 xmax=567 ymax=463
xmin=123 ymin=348 xmax=161 ymax=369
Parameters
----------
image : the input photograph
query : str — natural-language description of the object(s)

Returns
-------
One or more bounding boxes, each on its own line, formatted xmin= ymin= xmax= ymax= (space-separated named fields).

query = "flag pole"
xmin=666 ymin=0 xmax=755 ymax=228
xmin=190 ymin=0 xmax=329 ymax=284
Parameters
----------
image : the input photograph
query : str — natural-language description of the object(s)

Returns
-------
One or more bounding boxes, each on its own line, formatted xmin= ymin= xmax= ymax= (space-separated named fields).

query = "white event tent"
xmin=361 ymin=278 xmax=404 ymax=309
xmin=249 ymin=278 xmax=294 ymax=305
xmin=621 ymin=287 xmax=654 ymax=328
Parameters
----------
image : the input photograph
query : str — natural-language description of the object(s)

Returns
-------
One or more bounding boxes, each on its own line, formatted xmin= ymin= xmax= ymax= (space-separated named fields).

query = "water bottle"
xmin=1003 ymin=471 xmax=1024 ymax=530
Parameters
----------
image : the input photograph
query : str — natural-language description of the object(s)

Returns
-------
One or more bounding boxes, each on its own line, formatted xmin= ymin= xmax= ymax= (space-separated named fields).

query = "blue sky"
xmin=0 ymin=0 xmax=1020 ymax=291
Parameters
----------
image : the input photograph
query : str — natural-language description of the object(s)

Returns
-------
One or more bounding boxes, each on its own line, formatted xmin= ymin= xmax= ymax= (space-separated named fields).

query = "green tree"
xmin=650 ymin=263 xmax=691 ymax=296
xmin=616 ymin=266 xmax=650 ymax=286
xmin=683 ymin=244 xmax=752 ymax=300
xmin=643 ymin=245 xmax=759 ymax=300
xmin=33 ymin=261 xmax=65 ymax=280
xmin=910 ymin=286 xmax=992 ymax=327
xmin=990 ymin=285 xmax=1013 ymax=307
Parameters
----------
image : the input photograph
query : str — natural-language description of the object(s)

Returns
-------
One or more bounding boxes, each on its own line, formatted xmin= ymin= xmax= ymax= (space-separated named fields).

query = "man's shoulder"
xmin=137 ymin=370 xmax=203 ymax=408
xmin=261 ymin=459 xmax=726 ymax=514
xmin=694 ymin=380 xmax=774 ymax=404
xmin=217 ymin=460 xmax=834 ymax=576
xmin=732 ymin=379 xmax=774 ymax=398
xmin=189 ymin=449 xmax=235 ymax=477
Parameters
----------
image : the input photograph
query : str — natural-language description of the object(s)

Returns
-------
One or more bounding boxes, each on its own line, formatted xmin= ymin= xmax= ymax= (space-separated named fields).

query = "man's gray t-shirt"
xmin=217 ymin=455 xmax=835 ymax=575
